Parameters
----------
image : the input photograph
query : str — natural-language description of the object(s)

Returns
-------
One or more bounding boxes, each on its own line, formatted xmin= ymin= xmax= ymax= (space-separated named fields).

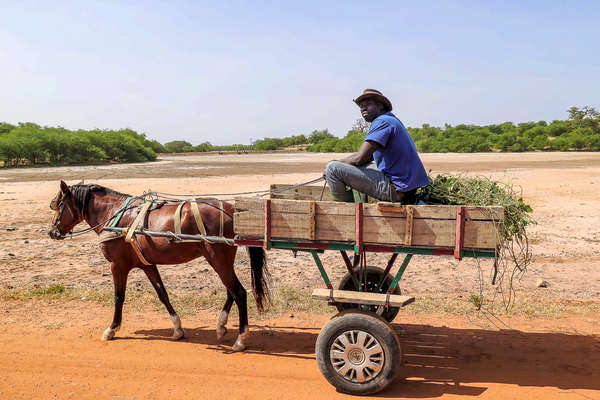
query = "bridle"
xmin=50 ymin=191 xmax=144 ymax=239
xmin=50 ymin=194 xmax=80 ymax=239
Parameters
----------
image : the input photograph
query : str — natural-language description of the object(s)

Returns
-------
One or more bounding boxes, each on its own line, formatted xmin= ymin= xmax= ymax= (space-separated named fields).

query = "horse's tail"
xmin=248 ymin=246 xmax=270 ymax=312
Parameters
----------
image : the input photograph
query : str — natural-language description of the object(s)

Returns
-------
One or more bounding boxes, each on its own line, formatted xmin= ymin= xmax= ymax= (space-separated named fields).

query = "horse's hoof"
xmin=232 ymin=336 xmax=246 ymax=352
xmin=101 ymin=328 xmax=115 ymax=341
xmin=216 ymin=326 xmax=228 ymax=341
xmin=172 ymin=328 xmax=185 ymax=340
xmin=231 ymin=342 xmax=246 ymax=352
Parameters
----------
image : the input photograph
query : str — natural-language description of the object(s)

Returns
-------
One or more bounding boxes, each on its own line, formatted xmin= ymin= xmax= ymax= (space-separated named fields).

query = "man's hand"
xmin=339 ymin=140 xmax=380 ymax=166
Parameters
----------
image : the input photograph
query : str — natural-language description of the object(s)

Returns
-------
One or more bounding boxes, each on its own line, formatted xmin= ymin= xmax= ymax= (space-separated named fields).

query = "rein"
xmin=56 ymin=177 xmax=325 ymax=239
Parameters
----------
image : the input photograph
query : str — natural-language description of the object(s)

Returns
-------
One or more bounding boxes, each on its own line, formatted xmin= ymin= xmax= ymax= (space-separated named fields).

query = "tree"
xmin=308 ymin=129 xmax=336 ymax=144
xmin=351 ymin=119 xmax=370 ymax=133
xmin=164 ymin=140 xmax=194 ymax=153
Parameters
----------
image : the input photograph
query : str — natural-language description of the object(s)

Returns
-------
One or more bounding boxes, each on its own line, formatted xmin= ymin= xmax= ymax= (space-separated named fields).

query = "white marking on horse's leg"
xmin=171 ymin=314 xmax=185 ymax=340
xmin=231 ymin=326 xmax=249 ymax=352
xmin=216 ymin=310 xmax=229 ymax=341
xmin=101 ymin=326 xmax=117 ymax=341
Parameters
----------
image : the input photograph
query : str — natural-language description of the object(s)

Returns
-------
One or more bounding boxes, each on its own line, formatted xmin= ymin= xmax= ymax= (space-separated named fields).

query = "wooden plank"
xmin=464 ymin=220 xmax=503 ymax=249
xmin=465 ymin=207 xmax=504 ymax=221
xmin=270 ymin=184 xmax=332 ymax=201
xmin=370 ymin=203 xmax=504 ymax=221
xmin=315 ymin=201 xmax=355 ymax=241
xmin=312 ymin=288 xmax=415 ymax=307
xmin=234 ymin=197 xmax=264 ymax=211
xmin=376 ymin=203 xmax=406 ymax=215
xmin=238 ymin=199 xmax=503 ymax=221
xmin=315 ymin=214 xmax=355 ymax=241
xmin=234 ymin=211 xmax=312 ymax=238
xmin=363 ymin=216 xmax=407 ymax=244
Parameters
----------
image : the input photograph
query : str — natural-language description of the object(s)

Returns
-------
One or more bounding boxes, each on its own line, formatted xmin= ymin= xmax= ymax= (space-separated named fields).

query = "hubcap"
xmin=330 ymin=330 xmax=384 ymax=383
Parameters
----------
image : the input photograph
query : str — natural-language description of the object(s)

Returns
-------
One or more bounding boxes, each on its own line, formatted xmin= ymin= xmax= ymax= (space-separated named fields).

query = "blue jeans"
xmin=325 ymin=161 xmax=405 ymax=202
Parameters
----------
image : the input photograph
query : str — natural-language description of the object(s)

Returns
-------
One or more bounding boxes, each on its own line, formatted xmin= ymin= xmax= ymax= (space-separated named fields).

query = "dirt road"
xmin=1 ymin=300 xmax=599 ymax=400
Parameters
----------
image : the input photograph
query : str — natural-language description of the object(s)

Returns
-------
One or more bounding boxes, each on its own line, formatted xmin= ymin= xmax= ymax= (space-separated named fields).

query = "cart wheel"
xmin=316 ymin=312 xmax=402 ymax=395
xmin=336 ymin=266 xmax=401 ymax=322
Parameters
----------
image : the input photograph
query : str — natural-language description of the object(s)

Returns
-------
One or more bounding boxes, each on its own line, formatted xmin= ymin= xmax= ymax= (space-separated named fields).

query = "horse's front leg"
xmin=102 ymin=262 xmax=131 ymax=341
xmin=141 ymin=264 xmax=184 ymax=340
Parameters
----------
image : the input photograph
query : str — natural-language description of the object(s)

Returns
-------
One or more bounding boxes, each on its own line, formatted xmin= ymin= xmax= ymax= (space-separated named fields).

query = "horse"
xmin=48 ymin=180 xmax=269 ymax=351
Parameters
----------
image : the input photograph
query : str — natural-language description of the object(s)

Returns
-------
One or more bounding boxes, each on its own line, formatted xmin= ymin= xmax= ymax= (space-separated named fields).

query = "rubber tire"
xmin=316 ymin=311 xmax=402 ymax=396
xmin=336 ymin=266 xmax=401 ymax=322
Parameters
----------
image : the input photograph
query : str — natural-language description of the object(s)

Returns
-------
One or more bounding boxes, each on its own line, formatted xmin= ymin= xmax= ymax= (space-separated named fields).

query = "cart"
xmin=233 ymin=186 xmax=502 ymax=395
xmin=103 ymin=184 xmax=502 ymax=396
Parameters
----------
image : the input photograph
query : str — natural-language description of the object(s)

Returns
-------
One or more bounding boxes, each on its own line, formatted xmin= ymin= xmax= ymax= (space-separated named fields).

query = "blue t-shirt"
xmin=365 ymin=112 xmax=429 ymax=192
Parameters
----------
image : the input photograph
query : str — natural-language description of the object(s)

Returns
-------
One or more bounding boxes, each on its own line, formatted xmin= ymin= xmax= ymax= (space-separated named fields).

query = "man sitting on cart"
xmin=325 ymin=88 xmax=429 ymax=204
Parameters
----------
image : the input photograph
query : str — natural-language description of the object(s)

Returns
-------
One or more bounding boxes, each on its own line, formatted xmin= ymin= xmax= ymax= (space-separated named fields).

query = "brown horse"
xmin=48 ymin=180 xmax=269 ymax=351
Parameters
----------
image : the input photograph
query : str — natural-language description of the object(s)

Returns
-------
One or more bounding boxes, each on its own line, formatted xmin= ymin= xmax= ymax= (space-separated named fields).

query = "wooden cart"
xmin=233 ymin=185 xmax=503 ymax=395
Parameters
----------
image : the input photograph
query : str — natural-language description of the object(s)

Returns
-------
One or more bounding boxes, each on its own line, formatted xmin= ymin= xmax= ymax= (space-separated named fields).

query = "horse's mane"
xmin=69 ymin=184 xmax=129 ymax=216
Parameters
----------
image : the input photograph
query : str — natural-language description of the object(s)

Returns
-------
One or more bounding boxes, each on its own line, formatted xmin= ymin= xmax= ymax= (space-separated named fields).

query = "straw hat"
xmin=353 ymin=89 xmax=393 ymax=111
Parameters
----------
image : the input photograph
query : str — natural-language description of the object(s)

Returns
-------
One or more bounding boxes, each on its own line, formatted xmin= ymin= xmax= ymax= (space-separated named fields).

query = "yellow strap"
xmin=125 ymin=201 xmax=152 ymax=243
xmin=190 ymin=200 xmax=207 ymax=235
xmin=219 ymin=200 xmax=224 ymax=237
xmin=131 ymin=238 xmax=152 ymax=265
xmin=174 ymin=201 xmax=186 ymax=235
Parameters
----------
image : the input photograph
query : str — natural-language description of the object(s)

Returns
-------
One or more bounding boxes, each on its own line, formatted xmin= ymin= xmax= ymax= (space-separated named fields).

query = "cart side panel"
xmin=234 ymin=198 xmax=504 ymax=250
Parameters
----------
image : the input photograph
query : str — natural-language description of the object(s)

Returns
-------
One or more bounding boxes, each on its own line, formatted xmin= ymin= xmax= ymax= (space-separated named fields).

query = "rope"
xmin=148 ymin=176 xmax=325 ymax=199
xmin=60 ymin=176 xmax=325 ymax=239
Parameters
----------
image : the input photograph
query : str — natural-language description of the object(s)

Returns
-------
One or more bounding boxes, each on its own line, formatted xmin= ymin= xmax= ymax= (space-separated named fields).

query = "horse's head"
xmin=48 ymin=180 xmax=85 ymax=240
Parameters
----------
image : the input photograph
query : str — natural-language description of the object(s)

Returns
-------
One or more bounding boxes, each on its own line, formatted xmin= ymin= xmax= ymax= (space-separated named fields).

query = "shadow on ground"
xmin=135 ymin=322 xmax=599 ymax=397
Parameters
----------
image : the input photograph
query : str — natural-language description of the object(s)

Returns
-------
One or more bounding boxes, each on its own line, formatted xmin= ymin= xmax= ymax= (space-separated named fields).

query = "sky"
xmin=1 ymin=1 xmax=599 ymax=145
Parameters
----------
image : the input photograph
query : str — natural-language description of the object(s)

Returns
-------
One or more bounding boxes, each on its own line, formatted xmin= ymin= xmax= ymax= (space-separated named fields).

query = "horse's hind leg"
xmin=141 ymin=264 xmax=185 ymax=340
xmin=102 ymin=262 xmax=131 ymax=341
xmin=216 ymin=292 xmax=234 ymax=341
xmin=205 ymin=247 xmax=249 ymax=351
xmin=229 ymin=275 xmax=249 ymax=352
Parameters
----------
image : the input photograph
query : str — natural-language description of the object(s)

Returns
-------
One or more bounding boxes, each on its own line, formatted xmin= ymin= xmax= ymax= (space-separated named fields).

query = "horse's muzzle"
xmin=48 ymin=229 xmax=64 ymax=240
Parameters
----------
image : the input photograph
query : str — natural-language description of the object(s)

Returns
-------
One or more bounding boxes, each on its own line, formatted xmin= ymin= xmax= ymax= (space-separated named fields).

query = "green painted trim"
xmin=264 ymin=240 xmax=496 ymax=260
xmin=311 ymin=250 xmax=331 ymax=287
xmin=110 ymin=196 xmax=133 ymax=227
xmin=388 ymin=254 xmax=413 ymax=291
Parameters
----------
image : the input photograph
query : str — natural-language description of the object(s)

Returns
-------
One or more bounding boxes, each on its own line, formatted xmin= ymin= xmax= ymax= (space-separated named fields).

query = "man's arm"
xmin=339 ymin=140 xmax=380 ymax=166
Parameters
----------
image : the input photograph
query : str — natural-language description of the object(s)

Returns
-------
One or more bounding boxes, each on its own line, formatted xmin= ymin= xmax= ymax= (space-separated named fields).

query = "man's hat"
xmin=353 ymin=89 xmax=393 ymax=111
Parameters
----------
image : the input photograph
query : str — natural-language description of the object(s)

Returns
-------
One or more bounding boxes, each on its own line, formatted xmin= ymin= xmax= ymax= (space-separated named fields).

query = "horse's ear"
xmin=60 ymin=180 xmax=71 ymax=195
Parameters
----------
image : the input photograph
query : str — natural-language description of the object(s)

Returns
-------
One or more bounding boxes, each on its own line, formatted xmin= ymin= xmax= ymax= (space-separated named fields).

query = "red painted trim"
xmin=264 ymin=199 xmax=271 ymax=248
xmin=432 ymin=248 xmax=454 ymax=256
xmin=234 ymin=238 xmax=263 ymax=247
xmin=355 ymin=202 xmax=363 ymax=254
xmin=454 ymin=206 xmax=465 ymax=259
xmin=297 ymin=242 xmax=330 ymax=250
xmin=363 ymin=244 xmax=395 ymax=252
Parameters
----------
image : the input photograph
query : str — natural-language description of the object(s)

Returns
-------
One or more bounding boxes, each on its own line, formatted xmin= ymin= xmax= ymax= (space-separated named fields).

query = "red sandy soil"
xmin=1 ymin=152 xmax=600 ymax=399
xmin=1 ymin=300 xmax=598 ymax=400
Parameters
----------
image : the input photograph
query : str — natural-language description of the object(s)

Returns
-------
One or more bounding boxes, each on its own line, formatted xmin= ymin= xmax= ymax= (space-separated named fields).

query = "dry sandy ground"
xmin=1 ymin=301 xmax=599 ymax=400
xmin=1 ymin=152 xmax=600 ymax=399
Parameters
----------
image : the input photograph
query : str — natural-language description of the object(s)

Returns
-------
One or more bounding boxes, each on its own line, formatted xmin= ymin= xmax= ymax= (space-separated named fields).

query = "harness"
xmin=99 ymin=197 xmax=225 ymax=266
xmin=174 ymin=199 xmax=224 ymax=239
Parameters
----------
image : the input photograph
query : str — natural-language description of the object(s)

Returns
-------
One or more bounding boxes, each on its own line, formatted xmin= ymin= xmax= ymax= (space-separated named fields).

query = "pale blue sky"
xmin=1 ymin=1 xmax=598 ymax=144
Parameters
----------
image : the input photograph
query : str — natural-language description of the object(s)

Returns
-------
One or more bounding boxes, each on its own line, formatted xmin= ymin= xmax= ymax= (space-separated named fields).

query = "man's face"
xmin=358 ymin=98 xmax=386 ymax=122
